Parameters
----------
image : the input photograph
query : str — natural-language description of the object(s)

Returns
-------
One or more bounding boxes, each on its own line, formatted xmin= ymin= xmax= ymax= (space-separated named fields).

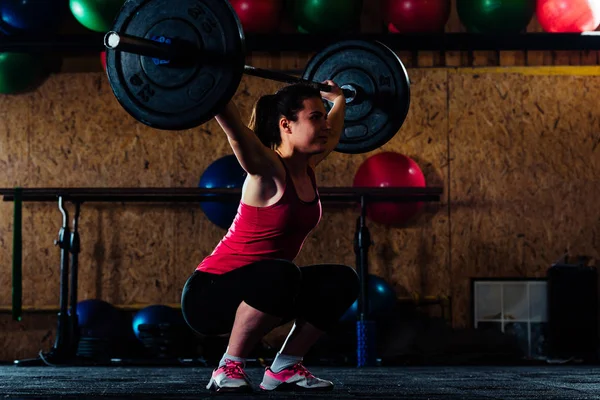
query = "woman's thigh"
xmin=181 ymin=259 xmax=302 ymax=335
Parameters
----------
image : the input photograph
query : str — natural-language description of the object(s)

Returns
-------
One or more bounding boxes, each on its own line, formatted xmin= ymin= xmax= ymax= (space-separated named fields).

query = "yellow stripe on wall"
xmin=452 ymin=66 xmax=600 ymax=76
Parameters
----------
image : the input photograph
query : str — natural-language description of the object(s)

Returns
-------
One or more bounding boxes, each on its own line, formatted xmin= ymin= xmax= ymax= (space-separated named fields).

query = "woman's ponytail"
xmin=249 ymin=94 xmax=280 ymax=149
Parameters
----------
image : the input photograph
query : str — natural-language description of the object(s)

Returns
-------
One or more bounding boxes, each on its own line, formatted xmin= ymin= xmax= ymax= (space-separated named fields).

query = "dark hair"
xmin=248 ymin=84 xmax=321 ymax=149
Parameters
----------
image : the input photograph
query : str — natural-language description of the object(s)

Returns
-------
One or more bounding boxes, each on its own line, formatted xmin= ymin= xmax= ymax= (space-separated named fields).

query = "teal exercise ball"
xmin=0 ymin=52 xmax=45 ymax=94
xmin=290 ymin=0 xmax=363 ymax=33
xmin=132 ymin=305 xmax=185 ymax=340
xmin=340 ymin=274 xmax=397 ymax=321
xmin=457 ymin=0 xmax=536 ymax=33
xmin=70 ymin=0 xmax=125 ymax=32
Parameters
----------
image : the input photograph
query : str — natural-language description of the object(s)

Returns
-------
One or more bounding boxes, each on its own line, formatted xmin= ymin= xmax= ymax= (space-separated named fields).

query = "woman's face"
xmin=284 ymin=97 xmax=331 ymax=154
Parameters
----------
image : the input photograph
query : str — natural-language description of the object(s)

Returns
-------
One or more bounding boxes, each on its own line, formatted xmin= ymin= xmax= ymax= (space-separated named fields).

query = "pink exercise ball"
xmin=353 ymin=152 xmax=426 ymax=226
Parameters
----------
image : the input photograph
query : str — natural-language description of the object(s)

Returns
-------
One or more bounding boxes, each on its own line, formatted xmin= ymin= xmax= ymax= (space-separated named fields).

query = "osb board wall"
xmin=449 ymin=69 xmax=600 ymax=326
xmin=0 ymin=67 xmax=599 ymax=361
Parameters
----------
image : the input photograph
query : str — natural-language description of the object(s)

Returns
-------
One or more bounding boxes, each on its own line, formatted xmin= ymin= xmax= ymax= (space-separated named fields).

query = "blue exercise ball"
xmin=74 ymin=299 xmax=124 ymax=338
xmin=132 ymin=305 xmax=185 ymax=340
xmin=0 ymin=0 xmax=66 ymax=35
xmin=340 ymin=275 xmax=397 ymax=322
xmin=198 ymin=155 xmax=246 ymax=229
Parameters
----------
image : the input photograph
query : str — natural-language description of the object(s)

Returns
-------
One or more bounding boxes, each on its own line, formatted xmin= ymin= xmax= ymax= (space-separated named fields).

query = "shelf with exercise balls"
xmin=198 ymin=155 xmax=247 ymax=230
xmin=536 ymin=0 xmax=600 ymax=32
xmin=457 ymin=0 xmax=536 ymax=33
xmin=382 ymin=0 xmax=451 ymax=33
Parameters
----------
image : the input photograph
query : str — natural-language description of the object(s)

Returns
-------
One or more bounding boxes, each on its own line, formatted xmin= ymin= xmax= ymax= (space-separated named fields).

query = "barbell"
xmin=0 ymin=0 xmax=411 ymax=154
xmin=103 ymin=0 xmax=411 ymax=154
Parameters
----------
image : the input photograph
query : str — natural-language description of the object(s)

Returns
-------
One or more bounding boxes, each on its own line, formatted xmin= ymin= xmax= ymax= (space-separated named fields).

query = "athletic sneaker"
xmin=259 ymin=362 xmax=334 ymax=391
xmin=206 ymin=359 xmax=252 ymax=393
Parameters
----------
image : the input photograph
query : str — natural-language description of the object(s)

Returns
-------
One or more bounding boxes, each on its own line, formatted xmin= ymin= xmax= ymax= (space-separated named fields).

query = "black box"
xmin=547 ymin=262 xmax=599 ymax=362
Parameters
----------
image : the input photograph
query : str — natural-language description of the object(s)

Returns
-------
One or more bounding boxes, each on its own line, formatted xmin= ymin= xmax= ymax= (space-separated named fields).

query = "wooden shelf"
xmin=0 ymin=187 xmax=443 ymax=203
xmin=246 ymin=33 xmax=600 ymax=52
xmin=2 ymin=33 xmax=600 ymax=56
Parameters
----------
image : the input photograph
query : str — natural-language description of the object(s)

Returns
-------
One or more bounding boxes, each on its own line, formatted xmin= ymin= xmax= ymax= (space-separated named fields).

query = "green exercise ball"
xmin=69 ymin=0 xmax=124 ymax=32
xmin=291 ymin=0 xmax=363 ymax=33
xmin=0 ymin=53 xmax=44 ymax=94
xmin=457 ymin=0 xmax=535 ymax=33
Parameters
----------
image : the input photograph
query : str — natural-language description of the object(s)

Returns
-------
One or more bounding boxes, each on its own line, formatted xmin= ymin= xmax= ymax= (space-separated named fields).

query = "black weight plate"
xmin=303 ymin=40 xmax=410 ymax=154
xmin=107 ymin=0 xmax=245 ymax=131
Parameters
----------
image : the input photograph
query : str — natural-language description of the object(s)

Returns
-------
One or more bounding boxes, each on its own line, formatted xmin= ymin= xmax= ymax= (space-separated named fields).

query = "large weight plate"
xmin=303 ymin=40 xmax=410 ymax=154
xmin=107 ymin=0 xmax=245 ymax=130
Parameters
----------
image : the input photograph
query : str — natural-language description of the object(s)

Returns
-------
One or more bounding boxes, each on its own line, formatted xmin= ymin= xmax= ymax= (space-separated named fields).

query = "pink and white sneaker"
xmin=206 ymin=359 xmax=252 ymax=393
xmin=259 ymin=363 xmax=334 ymax=391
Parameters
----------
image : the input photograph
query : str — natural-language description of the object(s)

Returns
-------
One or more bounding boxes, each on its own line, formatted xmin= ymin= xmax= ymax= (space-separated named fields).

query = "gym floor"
xmin=2 ymin=364 xmax=600 ymax=399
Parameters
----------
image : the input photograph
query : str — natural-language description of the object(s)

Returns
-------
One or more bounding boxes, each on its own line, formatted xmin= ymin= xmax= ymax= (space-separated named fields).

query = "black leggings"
xmin=181 ymin=260 xmax=359 ymax=335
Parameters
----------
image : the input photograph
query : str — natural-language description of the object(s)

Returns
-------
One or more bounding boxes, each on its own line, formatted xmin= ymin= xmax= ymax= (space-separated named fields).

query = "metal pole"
xmin=243 ymin=65 xmax=355 ymax=98
xmin=53 ymin=196 xmax=71 ymax=359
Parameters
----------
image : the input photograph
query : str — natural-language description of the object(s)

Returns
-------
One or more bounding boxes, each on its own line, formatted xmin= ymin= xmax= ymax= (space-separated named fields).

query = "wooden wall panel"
xmin=448 ymin=68 xmax=600 ymax=327
xmin=1 ymin=64 xmax=599 ymax=360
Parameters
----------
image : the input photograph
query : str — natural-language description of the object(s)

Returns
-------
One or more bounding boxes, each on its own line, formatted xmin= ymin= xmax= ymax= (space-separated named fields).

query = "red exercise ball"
xmin=229 ymin=0 xmax=282 ymax=33
xmin=537 ymin=0 xmax=600 ymax=32
xmin=100 ymin=51 xmax=106 ymax=71
xmin=353 ymin=152 xmax=426 ymax=226
xmin=383 ymin=0 xmax=451 ymax=33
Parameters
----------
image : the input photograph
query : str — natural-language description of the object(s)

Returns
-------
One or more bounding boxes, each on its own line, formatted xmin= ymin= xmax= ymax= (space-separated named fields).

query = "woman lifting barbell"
xmin=181 ymin=81 xmax=360 ymax=393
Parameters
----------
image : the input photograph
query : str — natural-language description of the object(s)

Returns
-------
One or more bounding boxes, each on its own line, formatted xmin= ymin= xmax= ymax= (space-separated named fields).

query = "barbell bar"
xmin=104 ymin=31 xmax=358 ymax=101
xmin=0 ymin=0 xmax=411 ymax=154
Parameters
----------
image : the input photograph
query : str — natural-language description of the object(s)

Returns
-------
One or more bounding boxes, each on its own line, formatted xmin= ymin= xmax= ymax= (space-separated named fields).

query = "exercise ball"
xmin=291 ymin=0 xmax=363 ymax=33
xmin=0 ymin=0 xmax=65 ymax=35
xmin=69 ymin=0 xmax=124 ymax=32
xmin=0 ymin=52 xmax=44 ymax=94
xmin=199 ymin=155 xmax=246 ymax=230
xmin=75 ymin=299 xmax=124 ymax=338
xmin=229 ymin=0 xmax=282 ymax=33
xmin=132 ymin=305 xmax=185 ymax=340
xmin=384 ymin=0 xmax=451 ymax=33
xmin=340 ymin=274 xmax=397 ymax=322
xmin=457 ymin=0 xmax=536 ymax=33
xmin=537 ymin=0 xmax=600 ymax=32
xmin=353 ymin=152 xmax=426 ymax=226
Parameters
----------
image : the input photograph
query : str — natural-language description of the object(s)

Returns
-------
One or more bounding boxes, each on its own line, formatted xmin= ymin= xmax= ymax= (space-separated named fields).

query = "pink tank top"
xmin=196 ymin=160 xmax=322 ymax=274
